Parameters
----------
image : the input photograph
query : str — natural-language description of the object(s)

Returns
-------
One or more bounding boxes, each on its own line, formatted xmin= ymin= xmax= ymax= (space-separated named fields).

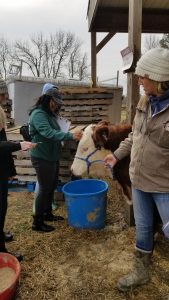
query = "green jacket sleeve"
xmin=30 ymin=110 xmax=73 ymax=141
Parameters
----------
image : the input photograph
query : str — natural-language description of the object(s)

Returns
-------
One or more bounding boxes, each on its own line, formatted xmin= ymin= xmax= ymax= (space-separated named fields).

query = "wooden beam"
xmin=142 ymin=8 xmax=169 ymax=33
xmin=91 ymin=31 xmax=97 ymax=87
xmin=127 ymin=0 xmax=142 ymax=123
xmin=96 ymin=32 xmax=116 ymax=54
xmin=94 ymin=7 xmax=128 ymax=32
xmin=90 ymin=7 xmax=169 ymax=33
xmin=87 ymin=0 xmax=100 ymax=31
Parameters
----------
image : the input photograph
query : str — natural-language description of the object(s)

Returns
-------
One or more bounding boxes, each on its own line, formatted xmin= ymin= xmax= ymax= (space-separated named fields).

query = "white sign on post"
xmin=120 ymin=46 xmax=133 ymax=73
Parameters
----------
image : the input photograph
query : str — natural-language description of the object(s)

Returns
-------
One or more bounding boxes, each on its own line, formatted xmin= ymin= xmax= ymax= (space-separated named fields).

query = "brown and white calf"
xmin=71 ymin=121 xmax=132 ymax=203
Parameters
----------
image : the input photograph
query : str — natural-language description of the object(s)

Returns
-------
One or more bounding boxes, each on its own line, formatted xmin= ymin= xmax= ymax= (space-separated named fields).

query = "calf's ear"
xmin=92 ymin=125 xmax=109 ymax=148
xmin=97 ymin=120 xmax=109 ymax=127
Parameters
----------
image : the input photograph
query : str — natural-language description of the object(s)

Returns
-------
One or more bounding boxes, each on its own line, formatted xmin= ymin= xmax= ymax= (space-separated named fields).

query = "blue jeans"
xmin=132 ymin=188 xmax=169 ymax=253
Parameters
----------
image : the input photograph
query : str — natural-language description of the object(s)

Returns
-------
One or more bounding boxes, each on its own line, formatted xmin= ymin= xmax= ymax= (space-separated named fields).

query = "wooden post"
xmin=126 ymin=0 xmax=142 ymax=226
xmin=116 ymin=70 xmax=119 ymax=87
xmin=91 ymin=32 xmax=115 ymax=88
xmin=91 ymin=32 xmax=97 ymax=87
xmin=127 ymin=0 xmax=142 ymax=124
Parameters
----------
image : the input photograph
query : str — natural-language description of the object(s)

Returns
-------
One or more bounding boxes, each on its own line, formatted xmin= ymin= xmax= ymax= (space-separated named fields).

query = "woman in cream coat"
xmin=104 ymin=48 xmax=169 ymax=293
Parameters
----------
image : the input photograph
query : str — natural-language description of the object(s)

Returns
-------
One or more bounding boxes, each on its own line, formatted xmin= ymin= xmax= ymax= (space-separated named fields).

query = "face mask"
xmin=57 ymin=104 xmax=62 ymax=110
xmin=54 ymin=104 xmax=62 ymax=114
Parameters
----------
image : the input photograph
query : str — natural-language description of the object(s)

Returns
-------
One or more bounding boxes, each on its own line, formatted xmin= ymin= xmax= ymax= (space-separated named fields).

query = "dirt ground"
xmin=4 ymin=179 xmax=169 ymax=300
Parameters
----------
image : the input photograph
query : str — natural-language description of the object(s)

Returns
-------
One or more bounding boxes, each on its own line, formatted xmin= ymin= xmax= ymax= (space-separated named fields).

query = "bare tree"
xmin=52 ymin=31 xmax=75 ymax=78
xmin=0 ymin=38 xmax=12 ymax=80
xmin=0 ymin=30 xmax=89 ymax=80
xmin=143 ymin=34 xmax=160 ymax=53
xmin=42 ymin=31 xmax=75 ymax=78
xmin=14 ymin=33 xmax=45 ymax=77
xmin=68 ymin=39 xmax=82 ymax=78
xmin=14 ymin=31 xmax=78 ymax=78
xmin=77 ymin=53 xmax=89 ymax=80
xmin=159 ymin=33 xmax=169 ymax=49
xmin=41 ymin=31 xmax=89 ymax=79
xmin=42 ymin=34 xmax=59 ymax=78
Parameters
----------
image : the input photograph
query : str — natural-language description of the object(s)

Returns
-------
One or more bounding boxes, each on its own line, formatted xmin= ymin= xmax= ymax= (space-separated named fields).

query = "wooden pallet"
xmin=2 ymin=98 xmax=14 ymax=128
xmin=60 ymin=91 xmax=114 ymax=124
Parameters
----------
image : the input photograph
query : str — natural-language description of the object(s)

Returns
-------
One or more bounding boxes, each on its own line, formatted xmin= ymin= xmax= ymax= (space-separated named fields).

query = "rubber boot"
xmin=32 ymin=215 xmax=55 ymax=232
xmin=117 ymin=250 xmax=151 ymax=292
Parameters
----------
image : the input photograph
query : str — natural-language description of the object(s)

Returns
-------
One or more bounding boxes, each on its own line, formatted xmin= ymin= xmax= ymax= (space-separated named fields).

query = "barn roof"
xmin=88 ymin=0 xmax=169 ymax=33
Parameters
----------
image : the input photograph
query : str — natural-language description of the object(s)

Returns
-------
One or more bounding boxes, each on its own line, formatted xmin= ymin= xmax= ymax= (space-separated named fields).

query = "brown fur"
xmin=92 ymin=121 xmax=132 ymax=201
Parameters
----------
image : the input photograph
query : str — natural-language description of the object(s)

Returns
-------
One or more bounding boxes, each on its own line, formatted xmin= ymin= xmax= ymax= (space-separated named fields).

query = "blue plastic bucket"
xmin=62 ymin=179 xmax=108 ymax=229
xmin=27 ymin=182 xmax=35 ymax=192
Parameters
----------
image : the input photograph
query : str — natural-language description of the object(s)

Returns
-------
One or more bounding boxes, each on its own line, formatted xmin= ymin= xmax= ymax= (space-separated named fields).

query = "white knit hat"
xmin=135 ymin=47 xmax=169 ymax=82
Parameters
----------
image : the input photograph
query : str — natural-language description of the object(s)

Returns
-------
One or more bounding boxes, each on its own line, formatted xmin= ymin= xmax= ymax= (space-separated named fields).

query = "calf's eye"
xmin=82 ymin=147 xmax=88 ymax=152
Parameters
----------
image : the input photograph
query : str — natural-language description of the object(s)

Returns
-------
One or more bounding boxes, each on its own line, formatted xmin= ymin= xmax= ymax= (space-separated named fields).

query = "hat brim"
xmin=52 ymin=97 xmax=64 ymax=105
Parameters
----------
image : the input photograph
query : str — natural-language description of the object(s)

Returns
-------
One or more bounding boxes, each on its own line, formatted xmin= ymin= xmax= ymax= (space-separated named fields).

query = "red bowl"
xmin=0 ymin=253 xmax=21 ymax=300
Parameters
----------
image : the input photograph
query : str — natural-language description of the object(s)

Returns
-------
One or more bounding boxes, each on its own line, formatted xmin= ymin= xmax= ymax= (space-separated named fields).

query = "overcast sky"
xmin=0 ymin=0 xmax=161 ymax=93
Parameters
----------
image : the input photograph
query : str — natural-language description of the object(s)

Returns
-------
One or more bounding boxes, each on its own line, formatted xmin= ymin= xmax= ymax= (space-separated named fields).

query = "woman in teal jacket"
xmin=29 ymin=87 xmax=82 ymax=232
xmin=33 ymin=83 xmax=58 ymax=215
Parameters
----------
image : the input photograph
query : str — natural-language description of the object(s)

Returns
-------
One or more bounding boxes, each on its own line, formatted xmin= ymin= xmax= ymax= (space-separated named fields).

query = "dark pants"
xmin=31 ymin=156 xmax=59 ymax=218
xmin=0 ymin=179 xmax=8 ymax=248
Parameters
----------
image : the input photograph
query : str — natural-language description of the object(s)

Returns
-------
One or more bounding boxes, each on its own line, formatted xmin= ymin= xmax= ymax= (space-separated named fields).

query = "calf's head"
xmin=71 ymin=124 xmax=112 ymax=178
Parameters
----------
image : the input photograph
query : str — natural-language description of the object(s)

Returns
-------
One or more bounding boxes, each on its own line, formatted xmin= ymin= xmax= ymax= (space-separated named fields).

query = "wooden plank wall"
xmin=2 ymin=99 xmax=15 ymax=128
xmin=60 ymin=87 xmax=116 ymax=124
